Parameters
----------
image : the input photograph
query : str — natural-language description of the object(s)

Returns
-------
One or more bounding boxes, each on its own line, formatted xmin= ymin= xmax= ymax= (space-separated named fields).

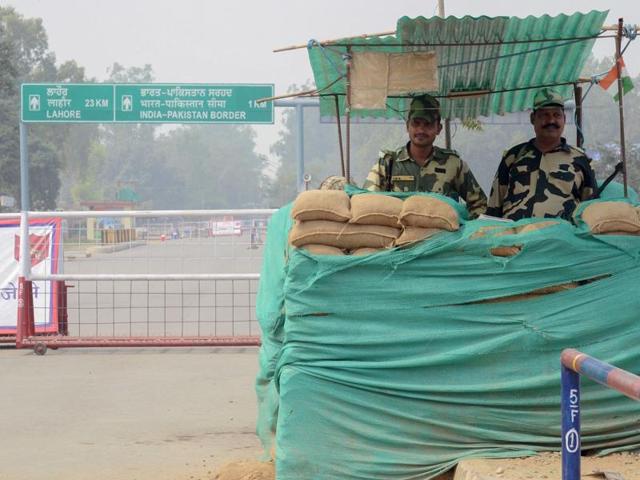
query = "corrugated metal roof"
xmin=307 ymin=10 xmax=608 ymax=120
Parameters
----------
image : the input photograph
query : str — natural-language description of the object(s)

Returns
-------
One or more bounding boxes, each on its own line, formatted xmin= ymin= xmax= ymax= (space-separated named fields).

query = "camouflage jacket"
xmin=362 ymin=143 xmax=487 ymax=218
xmin=486 ymin=138 xmax=598 ymax=221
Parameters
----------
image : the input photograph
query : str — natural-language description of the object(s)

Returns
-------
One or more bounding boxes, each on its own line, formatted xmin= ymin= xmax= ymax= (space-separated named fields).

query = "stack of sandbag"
xmin=288 ymin=191 xmax=461 ymax=255
xmin=579 ymin=201 xmax=640 ymax=235
xmin=396 ymin=195 xmax=459 ymax=247
xmin=289 ymin=191 xmax=400 ymax=255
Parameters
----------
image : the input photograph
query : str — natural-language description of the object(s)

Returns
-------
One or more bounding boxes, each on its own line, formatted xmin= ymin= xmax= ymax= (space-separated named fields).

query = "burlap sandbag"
xmin=291 ymin=190 xmax=351 ymax=222
xmin=470 ymin=225 xmax=515 ymax=239
xmin=471 ymin=222 xmax=558 ymax=242
xmin=535 ymin=282 xmax=579 ymax=295
xmin=301 ymin=244 xmax=346 ymax=255
xmin=399 ymin=195 xmax=459 ymax=230
xmin=480 ymin=281 xmax=579 ymax=304
xmin=490 ymin=245 xmax=522 ymax=257
xmin=395 ymin=227 xmax=443 ymax=246
xmin=349 ymin=194 xmax=403 ymax=227
xmin=515 ymin=220 xmax=560 ymax=234
xmin=289 ymin=221 xmax=400 ymax=249
xmin=350 ymin=247 xmax=383 ymax=256
xmin=601 ymin=230 xmax=640 ymax=236
xmin=580 ymin=202 xmax=640 ymax=234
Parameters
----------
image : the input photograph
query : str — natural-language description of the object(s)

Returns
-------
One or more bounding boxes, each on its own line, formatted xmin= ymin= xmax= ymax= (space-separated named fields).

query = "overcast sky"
xmin=4 ymin=0 xmax=640 ymax=154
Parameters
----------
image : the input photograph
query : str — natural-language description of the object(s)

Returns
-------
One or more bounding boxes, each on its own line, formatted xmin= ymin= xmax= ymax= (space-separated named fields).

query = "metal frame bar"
xmin=1 ymin=209 xmax=276 ymax=220
xmin=560 ymin=348 xmax=640 ymax=480
xmin=10 ymin=208 xmax=269 ymax=353
xmin=16 ymin=276 xmax=263 ymax=354
xmin=30 ymin=274 xmax=260 ymax=281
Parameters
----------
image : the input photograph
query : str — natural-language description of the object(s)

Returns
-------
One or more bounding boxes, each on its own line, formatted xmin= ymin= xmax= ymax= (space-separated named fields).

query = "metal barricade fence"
xmin=560 ymin=348 xmax=640 ymax=480
xmin=1 ymin=209 xmax=275 ymax=354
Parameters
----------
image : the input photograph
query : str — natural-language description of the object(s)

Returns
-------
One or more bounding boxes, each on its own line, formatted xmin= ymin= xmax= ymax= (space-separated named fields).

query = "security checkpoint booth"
xmin=255 ymin=10 xmax=640 ymax=480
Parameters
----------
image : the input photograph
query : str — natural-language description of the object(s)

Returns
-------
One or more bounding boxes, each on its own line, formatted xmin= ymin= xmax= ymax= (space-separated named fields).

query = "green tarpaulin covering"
xmin=256 ymin=189 xmax=640 ymax=479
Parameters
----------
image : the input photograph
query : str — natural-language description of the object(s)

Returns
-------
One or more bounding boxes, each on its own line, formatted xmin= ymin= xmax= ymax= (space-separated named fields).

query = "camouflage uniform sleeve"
xmin=455 ymin=159 xmax=487 ymax=219
xmin=486 ymin=152 xmax=510 ymax=217
xmin=577 ymin=155 xmax=599 ymax=201
xmin=362 ymin=153 xmax=390 ymax=191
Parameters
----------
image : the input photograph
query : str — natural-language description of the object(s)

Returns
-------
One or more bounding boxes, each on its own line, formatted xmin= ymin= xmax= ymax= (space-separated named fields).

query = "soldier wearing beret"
xmin=486 ymin=87 xmax=598 ymax=221
xmin=362 ymin=94 xmax=487 ymax=218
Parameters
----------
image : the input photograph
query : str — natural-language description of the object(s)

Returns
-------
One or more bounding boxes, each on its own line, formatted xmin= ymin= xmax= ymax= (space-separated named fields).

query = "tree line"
xmin=0 ymin=7 xmax=268 ymax=211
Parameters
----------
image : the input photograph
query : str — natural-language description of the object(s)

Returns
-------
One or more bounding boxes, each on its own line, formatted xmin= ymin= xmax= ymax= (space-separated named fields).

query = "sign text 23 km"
xmin=21 ymin=83 xmax=274 ymax=124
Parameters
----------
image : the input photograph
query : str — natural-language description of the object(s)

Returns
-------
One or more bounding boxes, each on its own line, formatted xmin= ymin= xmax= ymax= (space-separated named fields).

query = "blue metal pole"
xmin=561 ymin=363 xmax=581 ymax=480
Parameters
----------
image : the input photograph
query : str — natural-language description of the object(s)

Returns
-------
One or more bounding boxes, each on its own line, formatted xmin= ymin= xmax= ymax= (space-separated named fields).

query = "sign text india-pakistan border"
xmin=21 ymin=83 xmax=274 ymax=124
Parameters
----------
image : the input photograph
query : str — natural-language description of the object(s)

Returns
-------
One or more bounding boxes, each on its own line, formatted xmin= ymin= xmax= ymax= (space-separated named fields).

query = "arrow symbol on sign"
xmin=29 ymin=95 xmax=41 ymax=111
xmin=121 ymin=95 xmax=133 ymax=112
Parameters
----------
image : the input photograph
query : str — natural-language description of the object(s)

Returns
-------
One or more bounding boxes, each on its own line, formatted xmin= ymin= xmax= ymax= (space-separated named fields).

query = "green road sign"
xmin=22 ymin=84 xmax=114 ymax=122
xmin=114 ymin=84 xmax=273 ymax=123
xmin=21 ymin=83 xmax=274 ymax=124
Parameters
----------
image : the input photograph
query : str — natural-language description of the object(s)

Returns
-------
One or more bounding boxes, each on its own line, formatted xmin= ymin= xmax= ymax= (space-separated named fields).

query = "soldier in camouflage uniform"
xmin=362 ymin=94 xmax=487 ymax=218
xmin=486 ymin=88 xmax=598 ymax=221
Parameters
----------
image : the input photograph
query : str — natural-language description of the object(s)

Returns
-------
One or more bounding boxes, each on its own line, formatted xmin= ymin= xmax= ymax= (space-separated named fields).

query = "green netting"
xmin=256 ymin=192 xmax=640 ymax=479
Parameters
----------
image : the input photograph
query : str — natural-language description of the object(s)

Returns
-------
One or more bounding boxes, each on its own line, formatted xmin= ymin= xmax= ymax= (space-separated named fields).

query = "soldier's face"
xmin=407 ymin=117 xmax=442 ymax=148
xmin=531 ymin=107 xmax=565 ymax=142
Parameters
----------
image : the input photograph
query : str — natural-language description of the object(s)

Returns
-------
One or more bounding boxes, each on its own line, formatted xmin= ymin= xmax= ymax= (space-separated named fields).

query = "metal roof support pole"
xmin=573 ymin=84 xmax=583 ymax=148
xmin=334 ymin=95 xmax=346 ymax=177
xmin=274 ymin=99 xmax=319 ymax=192
xmin=437 ymin=0 xmax=452 ymax=149
xmin=345 ymin=47 xmax=352 ymax=182
xmin=444 ymin=119 xmax=452 ymax=149
xmin=615 ymin=18 xmax=629 ymax=197
xmin=295 ymin=102 xmax=305 ymax=192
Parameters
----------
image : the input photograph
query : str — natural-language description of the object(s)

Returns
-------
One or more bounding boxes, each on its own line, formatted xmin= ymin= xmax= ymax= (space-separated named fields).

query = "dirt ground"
xmin=213 ymin=452 xmax=640 ymax=480
xmin=454 ymin=451 xmax=640 ymax=479
xmin=0 ymin=346 xmax=264 ymax=480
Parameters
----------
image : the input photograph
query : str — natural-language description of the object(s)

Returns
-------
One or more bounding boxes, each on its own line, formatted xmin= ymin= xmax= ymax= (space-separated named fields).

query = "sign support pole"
xmin=19 ymin=121 xmax=31 ymax=280
xmin=17 ymin=121 xmax=32 ymax=347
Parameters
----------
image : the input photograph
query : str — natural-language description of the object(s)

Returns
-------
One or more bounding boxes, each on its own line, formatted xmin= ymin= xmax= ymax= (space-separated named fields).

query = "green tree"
xmin=0 ymin=20 xmax=19 ymax=205
xmin=50 ymin=60 xmax=101 ymax=207
xmin=157 ymin=124 xmax=268 ymax=209
xmin=591 ymin=143 xmax=640 ymax=194
xmin=88 ymin=63 xmax=158 ymax=206
xmin=0 ymin=6 xmax=71 ymax=210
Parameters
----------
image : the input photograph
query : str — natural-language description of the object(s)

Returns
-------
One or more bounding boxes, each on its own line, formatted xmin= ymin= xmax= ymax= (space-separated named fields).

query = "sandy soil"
xmin=212 ymin=452 xmax=640 ymax=479
xmin=454 ymin=451 xmax=640 ymax=479
xmin=0 ymin=347 xmax=264 ymax=480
